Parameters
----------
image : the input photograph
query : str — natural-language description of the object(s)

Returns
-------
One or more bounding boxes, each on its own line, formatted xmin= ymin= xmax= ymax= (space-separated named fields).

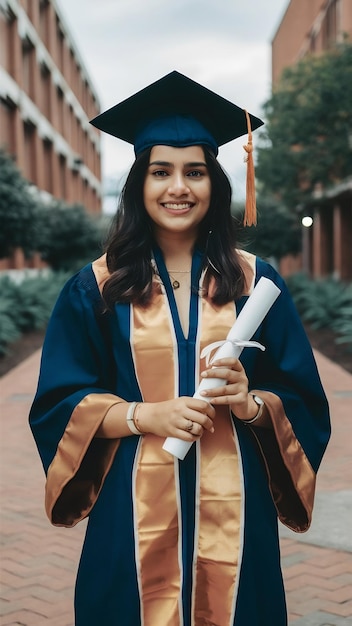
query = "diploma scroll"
xmin=162 ymin=277 xmax=281 ymax=460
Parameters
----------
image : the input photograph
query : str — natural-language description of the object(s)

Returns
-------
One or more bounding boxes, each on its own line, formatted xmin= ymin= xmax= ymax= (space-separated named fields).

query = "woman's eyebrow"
xmin=149 ymin=160 xmax=172 ymax=167
xmin=148 ymin=161 xmax=207 ymax=167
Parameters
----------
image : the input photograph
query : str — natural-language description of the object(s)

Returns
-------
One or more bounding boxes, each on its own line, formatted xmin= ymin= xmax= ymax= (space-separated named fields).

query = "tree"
xmin=233 ymin=196 xmax=301 ymax=262
xmin=36 ymin=201 xmax=109 ymax=270
xmin=0 ymin=148 xmax=110 ymax=271
xmin=0 ymin=148 xmax=40 ymax=258
xmin=256 ymin=41 xmax=352 ymax=210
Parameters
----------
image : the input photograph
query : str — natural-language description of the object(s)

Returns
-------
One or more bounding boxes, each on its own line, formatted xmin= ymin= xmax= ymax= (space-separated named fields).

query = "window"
xmin=56 ymin=86 xmax=64 ymax=134
xmin=3 ymin=10 xmax=17 ymax=78
xmin=56 ymin=20 xmax=65 ymax=71
xmin=40 ymin=63 xmax=51 ymax=118
xmin=23 ymin=121 xmax=37 ymax=183
xmin=43 ymin=138 xmax=53 ymax=193
xmin=22 ymin=36 xmax=35 ymax=99
xmin=39 ymin=0 xmax=50 ymax=47
xmin=322 ymin=0 xmax=339 ymax=49
xmin=309 ymin=30 xmax=317 ymax=53
xmin=59 ymin=154 xmax=66 ymax=198
xmin=0 ymin=97 xmax=16 ymax=154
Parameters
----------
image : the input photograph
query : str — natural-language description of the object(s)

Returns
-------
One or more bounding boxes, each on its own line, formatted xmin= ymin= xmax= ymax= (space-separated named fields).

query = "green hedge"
xmin=0 ymin=272 xmax=68 ymax=356
xmin=286 ymin=273 xmax=352 ymax=350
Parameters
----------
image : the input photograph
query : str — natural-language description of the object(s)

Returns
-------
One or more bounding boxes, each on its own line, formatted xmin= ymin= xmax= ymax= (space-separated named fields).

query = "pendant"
xmin=172 ymin=280 xmax=180 ymax=289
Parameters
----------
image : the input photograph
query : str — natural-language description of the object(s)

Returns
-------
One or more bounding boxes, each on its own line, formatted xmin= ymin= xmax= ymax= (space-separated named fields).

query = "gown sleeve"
xmin=245 ymin=259 xmax=331 ymax=533
xmin=29 ymin=265 xmax=123 ymax=528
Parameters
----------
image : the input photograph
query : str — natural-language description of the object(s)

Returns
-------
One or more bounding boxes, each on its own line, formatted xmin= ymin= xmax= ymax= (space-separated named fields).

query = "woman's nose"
xmin=168 ymin=173 xmax=190 ymax=195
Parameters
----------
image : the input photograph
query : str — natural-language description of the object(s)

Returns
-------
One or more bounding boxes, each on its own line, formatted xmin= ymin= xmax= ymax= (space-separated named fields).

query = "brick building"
xmin=272 ymin=0 xmax=352 ymax=280
xmin=0 ymin=0 xmax=102 ymax=219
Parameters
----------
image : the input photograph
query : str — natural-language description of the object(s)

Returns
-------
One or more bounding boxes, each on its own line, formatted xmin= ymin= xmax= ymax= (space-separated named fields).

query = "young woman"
xmin=29 ymin=71 xmax=330 ymax=626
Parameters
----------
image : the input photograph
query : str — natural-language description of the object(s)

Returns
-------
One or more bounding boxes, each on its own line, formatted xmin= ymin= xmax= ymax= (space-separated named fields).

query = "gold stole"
xmin=131 ymin=285 xmax=243 ymax=626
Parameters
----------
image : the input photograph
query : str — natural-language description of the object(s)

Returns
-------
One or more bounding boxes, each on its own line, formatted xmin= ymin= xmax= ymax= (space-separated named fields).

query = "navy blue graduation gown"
xmin=29 ymin=251 xmax=330 ymax=626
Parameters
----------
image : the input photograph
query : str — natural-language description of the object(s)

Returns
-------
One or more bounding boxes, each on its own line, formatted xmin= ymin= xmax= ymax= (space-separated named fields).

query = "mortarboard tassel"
xmin=243 ymin=110 xmax=257 ymax=226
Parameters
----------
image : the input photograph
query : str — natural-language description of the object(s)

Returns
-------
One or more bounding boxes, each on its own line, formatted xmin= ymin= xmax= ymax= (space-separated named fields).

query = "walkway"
xmin=0 ymin=348 xmax=351 ymax=625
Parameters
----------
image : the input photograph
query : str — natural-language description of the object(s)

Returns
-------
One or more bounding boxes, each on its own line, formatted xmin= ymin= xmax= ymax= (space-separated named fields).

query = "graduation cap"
xmin=90 ymin=71 xmax=264 ymax=225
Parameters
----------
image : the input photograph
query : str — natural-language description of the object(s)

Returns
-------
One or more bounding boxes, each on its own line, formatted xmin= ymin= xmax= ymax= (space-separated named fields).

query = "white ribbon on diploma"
xmin=162 ymin=276 xmax=281 ymax=460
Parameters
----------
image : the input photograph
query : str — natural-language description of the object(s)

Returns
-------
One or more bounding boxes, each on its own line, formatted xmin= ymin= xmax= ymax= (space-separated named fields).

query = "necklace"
xmin=167 ymin=269 xmax=191 ymax=290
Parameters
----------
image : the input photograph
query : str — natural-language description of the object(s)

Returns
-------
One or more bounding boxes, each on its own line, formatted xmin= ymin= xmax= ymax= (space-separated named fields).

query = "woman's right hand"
xmin=137 ymin=397 xmax=215 ymax=441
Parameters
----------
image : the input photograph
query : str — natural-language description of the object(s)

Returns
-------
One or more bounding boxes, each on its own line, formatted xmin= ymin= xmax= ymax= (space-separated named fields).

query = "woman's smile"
xmin=161 ymin=201 xmax=195 ymax=213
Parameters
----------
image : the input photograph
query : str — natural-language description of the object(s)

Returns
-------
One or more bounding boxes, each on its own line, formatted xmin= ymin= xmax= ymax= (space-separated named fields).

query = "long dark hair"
xmin=102 ymin=147 xmax=245 ymax=308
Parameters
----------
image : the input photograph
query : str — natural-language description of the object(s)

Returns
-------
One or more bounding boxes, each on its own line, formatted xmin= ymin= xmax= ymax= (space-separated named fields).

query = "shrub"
xmin=0 ymin=272 xmax=68 ymax=356
xmin=35 ymin=202 xmax=109 ymax=271
xmin=287 ymin=273 xmax=352 ymax=351
xmin=0 ymin=148 xmax=41 ymax=258
xmin=331 ymin=284 xmax=352 ymax=348
xmin=0 ymin=279 xmax=21 ymax=354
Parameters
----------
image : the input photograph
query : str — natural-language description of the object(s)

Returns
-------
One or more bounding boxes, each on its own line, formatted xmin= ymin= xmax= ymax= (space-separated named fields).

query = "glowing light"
xmin=302 ymin=216 xmax=313 ymax=227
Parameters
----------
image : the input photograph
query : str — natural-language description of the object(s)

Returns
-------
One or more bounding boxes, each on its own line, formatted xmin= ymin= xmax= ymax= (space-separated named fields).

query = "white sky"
xmin=56 ymin=0 xmax=290 ymax=201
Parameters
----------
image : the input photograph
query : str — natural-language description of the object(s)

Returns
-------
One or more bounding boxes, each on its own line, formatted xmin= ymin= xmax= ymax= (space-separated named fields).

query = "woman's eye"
xmin=187 ymin=170 xmax=203 ymax=177
xmin=153 ymin=170 xmax=168 ymax=177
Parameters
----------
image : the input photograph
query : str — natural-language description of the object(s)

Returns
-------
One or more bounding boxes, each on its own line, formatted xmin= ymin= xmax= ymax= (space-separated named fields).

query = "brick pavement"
xmin=280 ymin=352 xmax=352 ymax=625
xmin=0 ymin=350 xmax=86 ymax=626
xmin=1 ymin=348 xmax=351 ymax=626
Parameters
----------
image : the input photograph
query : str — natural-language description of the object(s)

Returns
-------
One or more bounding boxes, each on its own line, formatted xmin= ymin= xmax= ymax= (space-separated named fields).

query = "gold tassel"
xmin=243 ymin=110 xmax=257 ymax=226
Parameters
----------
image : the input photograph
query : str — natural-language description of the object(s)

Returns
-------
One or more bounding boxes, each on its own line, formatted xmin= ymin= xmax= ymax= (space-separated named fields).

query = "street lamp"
xmin=301 ymin=216 xmax=313 ymax=273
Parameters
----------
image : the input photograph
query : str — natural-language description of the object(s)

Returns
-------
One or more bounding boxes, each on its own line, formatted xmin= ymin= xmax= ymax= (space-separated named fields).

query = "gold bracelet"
xmin=126 ymin=402 xmax=143 ymax=435
xmin=133 ymin=402 xmax=144 ymax=434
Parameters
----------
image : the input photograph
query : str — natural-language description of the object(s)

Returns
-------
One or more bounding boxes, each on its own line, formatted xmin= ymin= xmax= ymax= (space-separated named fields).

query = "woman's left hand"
xmin=199 ymin=357 xmax=258 ymax=422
